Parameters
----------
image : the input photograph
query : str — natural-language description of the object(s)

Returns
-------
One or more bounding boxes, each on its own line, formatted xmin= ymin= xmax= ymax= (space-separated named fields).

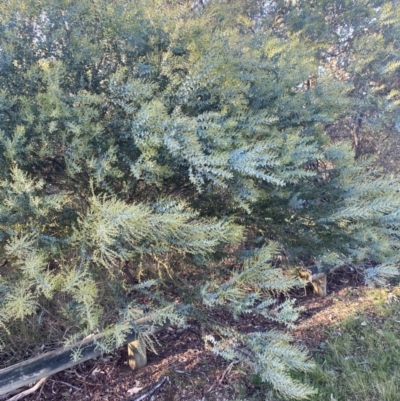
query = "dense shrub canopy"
xmin=0 ymin=0 xmax=399 ymax=398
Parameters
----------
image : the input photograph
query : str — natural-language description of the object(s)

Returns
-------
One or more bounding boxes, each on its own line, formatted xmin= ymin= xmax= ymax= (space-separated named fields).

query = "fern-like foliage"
xmin=0 ymin=0 xmax=399 ymax=399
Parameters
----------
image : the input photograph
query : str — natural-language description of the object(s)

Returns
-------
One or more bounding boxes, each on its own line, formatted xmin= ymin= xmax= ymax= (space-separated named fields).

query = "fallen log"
xmin=0 ymin=317 xmax=169 ymax=396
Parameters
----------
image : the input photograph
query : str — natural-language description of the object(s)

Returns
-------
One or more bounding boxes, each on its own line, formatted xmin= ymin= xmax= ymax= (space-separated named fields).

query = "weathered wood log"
xmin=0 ymin=317 xmax=169 ymax=396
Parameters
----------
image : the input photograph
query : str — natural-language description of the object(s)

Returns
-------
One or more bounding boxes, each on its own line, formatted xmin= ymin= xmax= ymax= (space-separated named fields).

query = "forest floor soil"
xmin=7 ymin=267 xmax=394 ymax=401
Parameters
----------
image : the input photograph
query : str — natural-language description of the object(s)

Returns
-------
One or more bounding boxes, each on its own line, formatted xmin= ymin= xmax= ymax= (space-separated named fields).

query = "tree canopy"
xmin=250 ymin=0 xmax=400 ymax=169
xmin=0 ymin=0 xmax=399 ymax=399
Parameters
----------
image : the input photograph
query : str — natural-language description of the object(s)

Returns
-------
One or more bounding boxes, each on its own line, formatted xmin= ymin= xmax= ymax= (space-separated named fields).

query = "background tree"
xmin=0 ymin=0 xmax=399 ymax=399
xmin=251 ymin=0 xmax=400 ymax=171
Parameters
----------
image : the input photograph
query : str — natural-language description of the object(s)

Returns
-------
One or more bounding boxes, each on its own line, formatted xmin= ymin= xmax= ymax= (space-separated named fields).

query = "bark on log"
xmin=0 ymin=317 xmax=169 ymax=396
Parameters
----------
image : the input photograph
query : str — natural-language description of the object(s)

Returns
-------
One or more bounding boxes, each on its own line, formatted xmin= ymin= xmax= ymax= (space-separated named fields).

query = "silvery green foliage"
xmin=205 ymin=330 xmax=316 ymax=399
xmin=201 ymin=244 xmax=315 ymax=398
xmin=0 ymin=0 xmax=399 ymax=398
xmin=201 ymin=244 xmax=300 ymax=324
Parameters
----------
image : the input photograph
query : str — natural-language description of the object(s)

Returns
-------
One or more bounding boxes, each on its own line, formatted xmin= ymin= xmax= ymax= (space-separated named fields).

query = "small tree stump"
xmin=127 ymin=338 xmax=147 ymax=370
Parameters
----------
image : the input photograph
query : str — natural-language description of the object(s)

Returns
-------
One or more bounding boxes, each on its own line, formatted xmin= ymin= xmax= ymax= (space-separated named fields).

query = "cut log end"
xmin=127 ymin=339 xmax=147 ymax=370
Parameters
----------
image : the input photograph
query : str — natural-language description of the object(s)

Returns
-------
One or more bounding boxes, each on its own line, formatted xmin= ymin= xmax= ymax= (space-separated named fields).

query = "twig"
xmin=36 ymin=381 xmax=45 ymax=401
xmin=5 ymin=378 xmax=47 ymax=401
xmin=206 ymin=360 xmax=239 ymax=394
xmin=130 ymin=376 xmax=168 ymax=401
xmin=48 ymin=379 xmax=81 ymax=392
xmin=219 ymin=360 xmax=239 ymax=384
xmin=67 ymin=368 xmax=86 ymax=380
xmin=0 ymin=392 xmax=18 ymax=401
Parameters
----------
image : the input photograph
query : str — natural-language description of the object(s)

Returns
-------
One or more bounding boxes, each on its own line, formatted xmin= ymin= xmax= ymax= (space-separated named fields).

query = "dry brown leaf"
xmin=127 ymin=386 xmax=144 ymax=395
